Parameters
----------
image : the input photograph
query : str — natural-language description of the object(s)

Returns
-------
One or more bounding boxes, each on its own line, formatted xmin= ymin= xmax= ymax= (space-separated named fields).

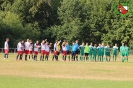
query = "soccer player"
xmin=97 ymin=43 xmax=102 ymax=62
xmin=84 ymin=43 xmax=89 ymax=61
xmin=89 ymin=42 xmax=93 ymax=61
xmin=92 ymin=44 xmax=97 ymax=62
xmin=40 ymin=39 xmax=47 ymax=61
xmin=71 ymin=40 xmax=79 ymax=61
xmin=4 ymin=38 xmax=9 ymax=60
xmin=112 ymin=43 xmax=118 ymax=62
xmin=66 ymin=42 xmax=70 ymax=61
xmin=62 ymin=42 xmax=67 ymax=61
xmin=55 ymin=40 xmax=61 ymax=61
xmin=79 ymin=42 xmax=84 ymax=61
xmin=28 ymin=40 xmax=33 ymax=60
xmin=45 ymin=41 xmax=52 ymax=61
xmin=75 ymin=40 xmax=79 ymax=61
xmin=16 ymin=40 xmax=24 ymax=60
xmin=24 ymin=39 xmax=30 ymax=61
xmin=120 ymin=43 xmax=125 ymax=62
xmin=52 ymin=40 xmax=58 ymax=61
xmin=101 ymin=42 xmax=105 ymax=62
xmin=33 ymin=40 xmax=40 ymax=61
xmin=105 ymin=44 xmax=111 ymax=62
xmin=71 ymin=42 xmax=75 ymax=61
xmin=124 ymin=44 xmax=130 ymax=62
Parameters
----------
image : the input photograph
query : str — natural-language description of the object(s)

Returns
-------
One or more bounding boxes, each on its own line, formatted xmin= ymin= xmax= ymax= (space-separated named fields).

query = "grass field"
xmin=0 ymin=53 xmax=133 ymax=88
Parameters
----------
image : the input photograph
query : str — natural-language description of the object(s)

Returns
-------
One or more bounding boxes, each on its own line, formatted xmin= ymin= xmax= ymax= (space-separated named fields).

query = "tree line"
xmin=0 ymin=0 xmax=133 ymax=48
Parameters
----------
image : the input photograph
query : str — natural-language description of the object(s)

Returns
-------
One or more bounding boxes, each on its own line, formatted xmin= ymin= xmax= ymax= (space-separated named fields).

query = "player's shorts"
xmin=29 ymin=51 xmax=33 ymax=54
xmin=76 ymin=49 xmax=79 ymax=54
xmin=67 ymin=50 xmax=70 ymax=55
xmin=34 ymin=51 xmax=38 ymax=55
xmin=25 ymin=50 xmax=29 ymax=54
xmin=4 ymin=49 xmax=8 ymax=54
xmin=105 ymin=52 xmax=110 ymax=56
xmin=85 ymin=53 xmax=89 ymax=56
xmin=41 ymin=50 xmax=45 ymax=55
xmin=62 ymin=51 xmax=67 ymax=55
xmin=45 ymin=51 xmax=50 ymax=56
xmin=18 ymin=51 xmax=22 ymax=55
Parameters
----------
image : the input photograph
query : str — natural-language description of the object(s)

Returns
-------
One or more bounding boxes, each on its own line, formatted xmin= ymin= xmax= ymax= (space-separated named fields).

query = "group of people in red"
xmin=16 ymin=39 xmax=52 ymax=61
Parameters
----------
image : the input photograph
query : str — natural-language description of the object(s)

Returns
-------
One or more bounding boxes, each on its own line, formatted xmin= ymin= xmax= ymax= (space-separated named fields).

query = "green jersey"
xmin=84 ymin=45 xmax=89 ymax=53
xmin=124 ymin=46 xmax=130 ymax=56
xmin=105 ymin=46 xmax=111 ymax=56
xmin=92 ymin=46 xmax=97 ymax=56
xmin=112 ymin=46 xmax=118 ymax=55
xmin=89 ymin=45 xmax=93 ymax=55
xmin=97 ymin=46 xmax=102 ymax=56
xmin=79 ymin=45 xmax=84 ymax=55
xmin=120 ymin=46 xmax=125 ymax=56
xmin=101 ymin=45 xmax=104 ymax=55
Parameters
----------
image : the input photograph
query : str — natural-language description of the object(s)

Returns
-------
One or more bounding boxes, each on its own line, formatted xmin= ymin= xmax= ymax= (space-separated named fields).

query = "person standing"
xmin=62 ymin=42 xmax=67 ymax=61
xmin=84 ymin=43 xmax=89 ymax=61
xmin=105 ymin=44 xmax=111 ymax=62
xmin=89 ymin=42 xmax=93 ymax=61
xmin=120 ymin=43 xmax=125 ymax=62
xmin=112 ymin=43 xmax=118 ymax=62
xmin=45 ymin=41 xmax=52 ymax=61
xmin=124 ymin=44 xmax=130 ymax=62
xmin=4 ymin=38 xmax=9 ymax=60
xmin=28 ymin=40 xmax=33 ymax=60
xmin=79 ymin=42 xmax=84 ymax=61
xmin=97 ymin=43 xmax=102 ymax=62
xmin=24 ymin=39 xmax=30 ymax=61
xmin=52 ymin=40 xmax=58 ymax=61
xmin=40 ymin=39 xmax=47 ymax=61
xmin=75 ymin=40 xmax=79 ymax=61
xmin=101 ymin=42 xmax=105 ymax=62
xmin=33 ymin=41 xmax=40 ymax=61
xmin=66 ymin=42 xmax=70 ymax=61
xmin=55 ymin=40 xmax=61 ymax=61
xmin=92 ymin=44 xmax=97 ymax=62
xmin=16 ymin=40 xmax=24 ymax=60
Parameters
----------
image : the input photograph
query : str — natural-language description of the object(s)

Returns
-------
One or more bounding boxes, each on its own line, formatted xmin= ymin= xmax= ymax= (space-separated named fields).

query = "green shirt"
xmin=97 ymin=46 xmax=102 ymax=56
xmin=120 ymin=46 xmax=125 ymax=56
xmin=84 ymin=45 xmax=89 ymax=53
xmin=80 ymin=45 xmax=84 ymax=54
xmin=125 ymin=46 xmax=130 ymax=54
xmin=112 ymin=46 xmax=118 ymax=55
xmin=89 ymin=45 xmax=93 ymax=55
xmin=92 ymin=46 xmax=97 ymax=56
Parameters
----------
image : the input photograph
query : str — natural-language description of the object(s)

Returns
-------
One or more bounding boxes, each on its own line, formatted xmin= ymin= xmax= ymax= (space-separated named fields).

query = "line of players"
xmin=16 ymin=39 xmax=52 ymax=61
xmin=4 ymin=38 xmax=130 ymax=62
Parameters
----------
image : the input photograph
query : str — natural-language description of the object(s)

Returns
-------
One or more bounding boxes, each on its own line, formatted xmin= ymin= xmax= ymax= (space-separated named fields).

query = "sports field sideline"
xmin=0 ymin=53 xmax=133 ymax=88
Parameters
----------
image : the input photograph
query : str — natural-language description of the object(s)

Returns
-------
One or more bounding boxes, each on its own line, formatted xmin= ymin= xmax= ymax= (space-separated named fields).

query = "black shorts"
xmin=67 ymin=50 xmax=70 ymax=55
xmin=85 ymin=53 xmax=89 ymax=56
xmin=76 ymin=49 xmax=79 ymax=54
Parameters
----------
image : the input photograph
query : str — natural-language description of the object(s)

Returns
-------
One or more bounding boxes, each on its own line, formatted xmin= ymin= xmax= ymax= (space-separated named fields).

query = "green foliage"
xmin=0 ymin=0 xmax=133 ymax=48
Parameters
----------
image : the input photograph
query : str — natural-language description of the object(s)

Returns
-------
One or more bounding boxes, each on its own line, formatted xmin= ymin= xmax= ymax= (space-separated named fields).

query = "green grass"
xmin=0 ymin=76 xmax=133 ymax=88
xmin=0 ymin=53 xmax=133 ymax=88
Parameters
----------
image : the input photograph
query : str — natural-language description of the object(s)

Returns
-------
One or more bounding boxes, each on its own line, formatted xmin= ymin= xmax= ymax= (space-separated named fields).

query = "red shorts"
xmin=45 ymin=51 xmax=49 ymax=56
xmin=34 ymin=51 xmax=38 ymax=55
xmin=25 ymin=50 xmax=29 ymax=54
xmin=18 ymin=51 xmax=22 ymax=55
xmin=41 ymin=50 xmax=45 ymax=55
xmin=62 ymin=51 xmax=67 ymax=55
xmin=29 ymin=51 xmax=32 ymax=54
xmin=54 ymin=50 xmax=57 ymax=55
xmin=4 ymin=49 xmax=8 ymax=54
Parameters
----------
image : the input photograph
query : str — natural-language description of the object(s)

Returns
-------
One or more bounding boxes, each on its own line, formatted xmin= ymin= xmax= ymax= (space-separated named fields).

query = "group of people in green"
xmin=79 ymin=42 xmax=130 ymax=62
